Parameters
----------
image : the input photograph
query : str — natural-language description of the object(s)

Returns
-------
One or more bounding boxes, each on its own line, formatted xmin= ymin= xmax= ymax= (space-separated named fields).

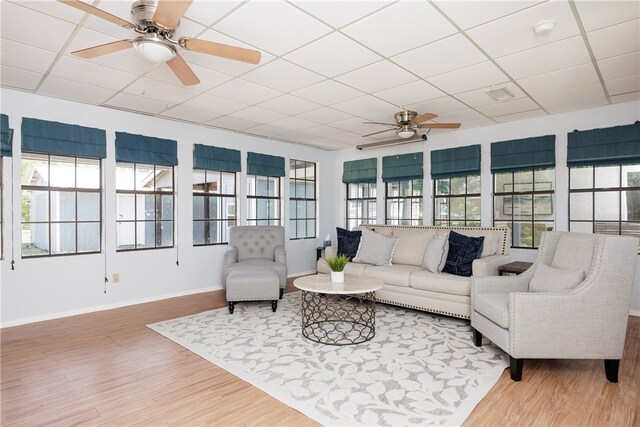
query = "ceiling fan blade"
xmin=356 ymin=134 xmax=426 ymax=151
xmin=361 ymin=128 xmax=396 ymax=138
xmin=180 ymin=38 xmax=261 ymax=64
xmin=167 ymin=53 xmax=200 ymax=86
xmin=418 ymin=123 xmax=461 ymax=129
xmin=153 ymin=0 xmax=192 ymax=29
xmin=72 ymin=40 xmax=133 ymax=59
xmin=409 ymin=112 xmax=438 ymax=125
xmin=58 ymin=0 xmax=134 ymax=29
xmin=363 ymin=121 xmax=397 ymax=126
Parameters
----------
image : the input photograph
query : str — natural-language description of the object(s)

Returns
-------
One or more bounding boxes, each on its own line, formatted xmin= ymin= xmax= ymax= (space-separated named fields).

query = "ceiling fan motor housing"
xmin=131 ymin=0 xmax=179 ymax=33
xmin=395 ymin=110 xmax=418 ymax=125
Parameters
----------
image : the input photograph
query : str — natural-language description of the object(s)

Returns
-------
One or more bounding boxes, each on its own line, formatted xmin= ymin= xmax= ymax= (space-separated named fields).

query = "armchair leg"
xmin=510 ymin=356 xmax=523 ymax=381
xmin=473 ymin=328 xmax=482 ymax=347
xmin=228 ymin=302 xmax=235 ymax=314
xmin=604 ymin=359 xmax=620 ymax=383
xmin=279 ymin=288 xmax=284 ymax=299
xmin=272 ymin=300 xmax=278 ymax=312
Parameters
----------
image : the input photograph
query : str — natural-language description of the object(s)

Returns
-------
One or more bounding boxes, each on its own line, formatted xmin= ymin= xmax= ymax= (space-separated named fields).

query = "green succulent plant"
xmin=325 ymin=255 xmax=350 ymax=272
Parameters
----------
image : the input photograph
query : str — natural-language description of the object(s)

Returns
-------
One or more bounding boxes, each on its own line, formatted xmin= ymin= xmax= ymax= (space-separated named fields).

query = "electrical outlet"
xmin=112 ymin=273 xmax=120 ymax=284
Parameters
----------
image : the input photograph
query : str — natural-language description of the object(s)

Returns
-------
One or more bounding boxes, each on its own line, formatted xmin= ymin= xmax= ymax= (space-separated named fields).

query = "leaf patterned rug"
xmin=148 ymin=292 xmax=508 ymax=426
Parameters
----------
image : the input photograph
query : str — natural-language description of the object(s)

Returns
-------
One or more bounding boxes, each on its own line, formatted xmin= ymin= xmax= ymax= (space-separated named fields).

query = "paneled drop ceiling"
xmin=1 ymin=0 xmax=638 ymax=151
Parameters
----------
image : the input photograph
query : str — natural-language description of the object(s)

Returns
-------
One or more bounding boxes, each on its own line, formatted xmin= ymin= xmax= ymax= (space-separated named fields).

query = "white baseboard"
xmin=630 ymin=309 xmax=640 ymax=317
xmin=0 ymin=286 xmax=222 ymax=328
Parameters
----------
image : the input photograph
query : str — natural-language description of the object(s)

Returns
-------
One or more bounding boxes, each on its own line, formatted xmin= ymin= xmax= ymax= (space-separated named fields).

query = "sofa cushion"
xmin=336 ymin=227 xmax=362 ymax=260
xmin=474 ymin=292 xmax=510 ymax=329
xmin=551 ymin=233 xmax=597 ymax=276
xmin=443 ymin=231 xmax=484 ymax=277
xmin=529 ymin=264 xmax=584 ymax=292
xmin=317 ymin=259 xmax=370 ymax=275
xmin=364 ymin=264 xmax=422 ymax=287
xmin=391 ymin=228 xmax=436 ymax=266
xmin=353 ymin=228 xmax=398 ymax=266
xmin=422 ymin=234 xmax=449 ymax=273
xmin=409 ymin=270 xmax=471 ymax=296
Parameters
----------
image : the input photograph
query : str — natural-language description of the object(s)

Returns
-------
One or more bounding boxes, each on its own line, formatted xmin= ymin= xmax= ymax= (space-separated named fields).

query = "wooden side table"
xmin=498 ymin=261 xmax=533 ymax=276
xmin=316 ymin=247 xmax=325 ymax=261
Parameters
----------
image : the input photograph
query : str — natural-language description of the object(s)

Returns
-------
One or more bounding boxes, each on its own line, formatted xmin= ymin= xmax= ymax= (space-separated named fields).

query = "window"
xmin=193 ymin=170 xmax=236 ymax=245
xmin=385 ymin=179 xmax=423 ymax=225
xmin=21 ymin=153 xmax=101 ymax=257
xmin=115 ymin=163 xmax=174 ymax=250
xmin=433 ymin=175 xmax=480 ymax=226
xmin=247 ymin=175 xmax=280 ymax=225
xmin=493 ymin=168 xmax=555 ymax=248
xmin=0 ymin=159 xmax=4 ymax=259
xmin=289 ymin=159 xmax=316 ymax=239
xmin=346 ymin=183 xmax=376 ymax=230
xmin=569 ymin=164 xmax=640 ymax=247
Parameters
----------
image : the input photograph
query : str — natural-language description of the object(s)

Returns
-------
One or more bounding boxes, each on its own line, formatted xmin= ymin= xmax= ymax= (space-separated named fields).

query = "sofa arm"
xmin=224 ymin=245 xmax=238 ymax=267
xmin=324 ymin=247 xmax=338 ymax=259
xmin=274 ymin=245 xmax=287 ymax=265
xmin=472 ymin=254 xmax=510 ymax=277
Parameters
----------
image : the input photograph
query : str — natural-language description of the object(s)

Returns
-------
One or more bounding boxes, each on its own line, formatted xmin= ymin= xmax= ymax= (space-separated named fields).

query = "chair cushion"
xmin=529 ymin=264 xmax=584 ymax=292
xmin=551 ymin=233 xmax=597 ymax=276
xmin=422 ymin=234 xmax=449 ymax=273
xmin=474 ymin=292 xmax=510 ymax=329
xmin=364 ymin=264 xmax=422 ymax=287
xmin=409 ymin=270 xmax=471 ymax=296
xmin=336 ymin=227 xmax=361 ymax=260
xmin=226 ymin=268 xmax=279 ymax=301
xmin=442 ymin=231 xmax=484 ymax=277
xmin=353 ymin=228 xmax=398 ymax=266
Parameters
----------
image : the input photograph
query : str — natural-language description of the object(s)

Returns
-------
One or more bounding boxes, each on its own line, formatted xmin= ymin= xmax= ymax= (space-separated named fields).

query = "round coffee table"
xmin=293 ymin=274 xmax=383 ymax=346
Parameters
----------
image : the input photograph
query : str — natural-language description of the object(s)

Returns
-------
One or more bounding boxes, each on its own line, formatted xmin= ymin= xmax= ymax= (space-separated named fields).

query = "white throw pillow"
xmin=529 ymin=264 xmax=585 ymax=292
xmin=422 ymin=234 xmax=449 ymax=273
xmin=353 ymin=228 xmax=398 ymax=266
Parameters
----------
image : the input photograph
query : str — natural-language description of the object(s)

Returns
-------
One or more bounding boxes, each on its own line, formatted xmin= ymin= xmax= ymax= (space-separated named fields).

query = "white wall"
xmin=0 ymin=89 xmax=334 ymax=326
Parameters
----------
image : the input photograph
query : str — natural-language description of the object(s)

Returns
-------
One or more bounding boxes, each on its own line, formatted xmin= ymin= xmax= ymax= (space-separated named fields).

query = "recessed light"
xmin=534 ymin=20 xmax=555 ymax=34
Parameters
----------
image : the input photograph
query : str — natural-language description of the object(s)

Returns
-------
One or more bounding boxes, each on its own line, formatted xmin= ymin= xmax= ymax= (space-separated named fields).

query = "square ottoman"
xmin=226 ymin=268 xmax=280 ymax=314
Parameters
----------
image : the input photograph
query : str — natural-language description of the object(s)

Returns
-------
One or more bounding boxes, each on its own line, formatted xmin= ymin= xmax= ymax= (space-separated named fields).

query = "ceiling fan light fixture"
xmin=134 ymin=37 xmax=176 ymax=63
xmin=397 ymin=126 xmax=416 ymax=139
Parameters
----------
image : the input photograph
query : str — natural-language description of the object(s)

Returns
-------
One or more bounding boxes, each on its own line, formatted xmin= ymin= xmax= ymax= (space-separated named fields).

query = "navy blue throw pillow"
xmin=443 ymin=231 xmax=485 ymax=277
xmin=336 ymin=227 xmax=362 ymax=260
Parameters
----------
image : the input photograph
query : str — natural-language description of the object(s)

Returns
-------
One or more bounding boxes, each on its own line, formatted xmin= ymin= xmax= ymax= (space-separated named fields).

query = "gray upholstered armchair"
xmin=223 ymin=226 xmax=287 ymax=299
xmin=472 ymin=231 xmax=639 ymax=382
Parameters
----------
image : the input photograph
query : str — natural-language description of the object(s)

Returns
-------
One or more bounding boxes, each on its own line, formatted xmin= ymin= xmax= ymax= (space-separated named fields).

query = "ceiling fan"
xmin=58 ymin=0 xmax=261 ymax=86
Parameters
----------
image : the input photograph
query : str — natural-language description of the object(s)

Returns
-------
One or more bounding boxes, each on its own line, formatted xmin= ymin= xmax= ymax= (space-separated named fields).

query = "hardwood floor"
xmin=2 ymin=278 xmax=639 ymax=426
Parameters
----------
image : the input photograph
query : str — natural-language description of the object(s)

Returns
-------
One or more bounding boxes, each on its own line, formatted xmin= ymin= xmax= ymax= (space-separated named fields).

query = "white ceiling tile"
xmin=302 ymin=125 xmax=344 ymax=138
xmin=291 ymin=0 xmax=393 ymax=29
xmin=392 ymin=34 xmax=486 ymax=78
xmin=454 ymin=82 xmax=526 ymax=107
xmin=144 ymin=61 xmax=233 ymax=92
xmin=334 ymin=60 xmax=418 ymax=94
xmin=432 ymin=0 xmax=544 ymax=30
xmin=124 ymin=77 xmax=199 ymax=105
xmin=1 ymin=2 xmax=76 ymax=52
xmin=277 ymin=130 xmax=316 ymax=143
xmin=518 ymin=63 xmax=599 ymax=95
xmin=228 ymin=106 xmax=287 ymax=125
xmin=182 ymin=93 xmax=247 ymax=115
xmin=268 ymin=116 xmax=320 ymax=132
xmin=256 ymin=94 xmax=321 ymax=116
xmin=373 ymin=80 xmax=445 ymax=108
xmin=534 ymin=83 xmax=608 ymax=114
xmin=105 ymin=92 xmax=170 ymax=115
xmin=215 ymin=1 xmax=330 ymax=56
xmin=284 ymin=32 xmax=381 ymax=78
xmin=446 ymin=117 xmax=495 ymax=130
xmin=361 ymin=107 xmax=404 ymax=123
xmin=606 ymin=75 xmax=640 ymax=96
xmin=296 ymin=107 xmax=354 ymax=124
xmin=342 ymin=0 xmax=456 ymax=57
xmin=427 ymin=61 xmax=508 ymax=94
xmin=587 ymin=19 xmax=640 ymax=60
xmin=328 ymin=131 xmax=361 ymax=144
xmin=475 ymin=97 xmax=539 ymax=117
xmin=244 ymin=124 xmax=291 ymax=138
xmin=575 ymin=1 xmax=640 ymax=32
xmin=175 ymin=18 xmax=207 ymax=39
xmin=184 ymin=1 xmax=243 ymax=27
xmin=492 ymin=108 xmax=547 ymax=123
xmin=434 ymin=108 xmax=486 ymax=124
xmin=292 ymin=80 xmax=364 ymax=105
xmin=11 ymin=0 xmax=85 ymax=23
xmin=496 ymin=36 xmax=591 ymax=79
xmin=158 ymin=105 xmax=221 ymax=124
xmin=467 ymin=1 xmax=580 ymax=59
xmin=0 ymin=38 xmax=57 ymax=74
xmin=241 ymin=59 xmax=324 ymax=93
xmin=49 ymin=56 xmax=138 ymax=91
xmin=206 ymin=115 xmax=260 ymax=131
xmin=83 ymin=1 xmax=135 ymax=40
xmin=207 ymin=78 xmax=283 ymax=105
xmin=331 ymin=95 xmax=396 ymax=116
xmin=37 ymin=76 xmax=116 ymax=105
xmin=329 ymin=117 xmax=373 ymax=133
xmin=65 ymin=27 xmax=118 ymax=55
xmin=406 ymin=96 xmax=468 ymax=115
xmin=598 ymin=52 xmax=640 ymax=81
xmin=611 ymin=91 xmax=640 ymax=104
xmin=0 ymin=65 xmax=42 ymax=90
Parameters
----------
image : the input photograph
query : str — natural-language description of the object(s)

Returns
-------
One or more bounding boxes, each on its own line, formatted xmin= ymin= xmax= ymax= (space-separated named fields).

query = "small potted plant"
xmin=325 ymin=254 xmax=349 ymax=283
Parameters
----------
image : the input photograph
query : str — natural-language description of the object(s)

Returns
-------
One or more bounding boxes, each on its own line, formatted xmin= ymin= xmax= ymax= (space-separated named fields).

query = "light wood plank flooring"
xmin=2 ymin=278 xmax=638 ymax=426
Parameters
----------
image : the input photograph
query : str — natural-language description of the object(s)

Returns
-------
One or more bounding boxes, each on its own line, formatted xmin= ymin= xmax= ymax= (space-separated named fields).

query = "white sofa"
xmin=317 ymin=224 xmax=510 ymax=319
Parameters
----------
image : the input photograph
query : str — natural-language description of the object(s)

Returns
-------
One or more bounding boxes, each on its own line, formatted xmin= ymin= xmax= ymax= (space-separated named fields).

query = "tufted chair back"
xmin=229 ymin=226 xmax=285 ymax=261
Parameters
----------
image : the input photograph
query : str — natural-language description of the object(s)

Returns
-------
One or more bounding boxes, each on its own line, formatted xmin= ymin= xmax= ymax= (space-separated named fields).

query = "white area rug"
xmin=148 ymin=293 xmax=508 ymax=426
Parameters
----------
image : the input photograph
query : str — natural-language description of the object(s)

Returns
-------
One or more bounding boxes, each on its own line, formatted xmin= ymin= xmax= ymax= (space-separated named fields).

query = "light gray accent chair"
xmin=471 ymin=231 xmax=639 ymax=382
xmin=223 ymin=226 xmax=287 ymax=301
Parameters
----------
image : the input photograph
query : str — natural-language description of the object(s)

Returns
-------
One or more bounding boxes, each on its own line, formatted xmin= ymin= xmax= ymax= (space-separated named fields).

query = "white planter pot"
xmin=331 ymin=271 xmax=345 ymax=283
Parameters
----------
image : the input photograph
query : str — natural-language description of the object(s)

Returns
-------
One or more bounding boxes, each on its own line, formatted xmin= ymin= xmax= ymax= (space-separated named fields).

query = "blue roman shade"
xmin=491 ymin=135 xmax=555 ymax=173
xmin=567 ymin=122 xmax=640 ymax=167
xmin=1 ymin=114 xmax=13 ymax=157
xmin=115 ymin=132 xmax=177 ymax=166
xmin=247 ymin=152 xmax=285 ymax=177
xmin=431 ymin=145 xmax=481 ymax=179
xmin=193 ymin=144 xmax=241 ymax=172
xmin=382 ymin=152 xmax=423 ymax=182
xmin=22 ymin=117 xmax=106 ymax=158
xmin=342 ymin=158 xmax=377 ymax=184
